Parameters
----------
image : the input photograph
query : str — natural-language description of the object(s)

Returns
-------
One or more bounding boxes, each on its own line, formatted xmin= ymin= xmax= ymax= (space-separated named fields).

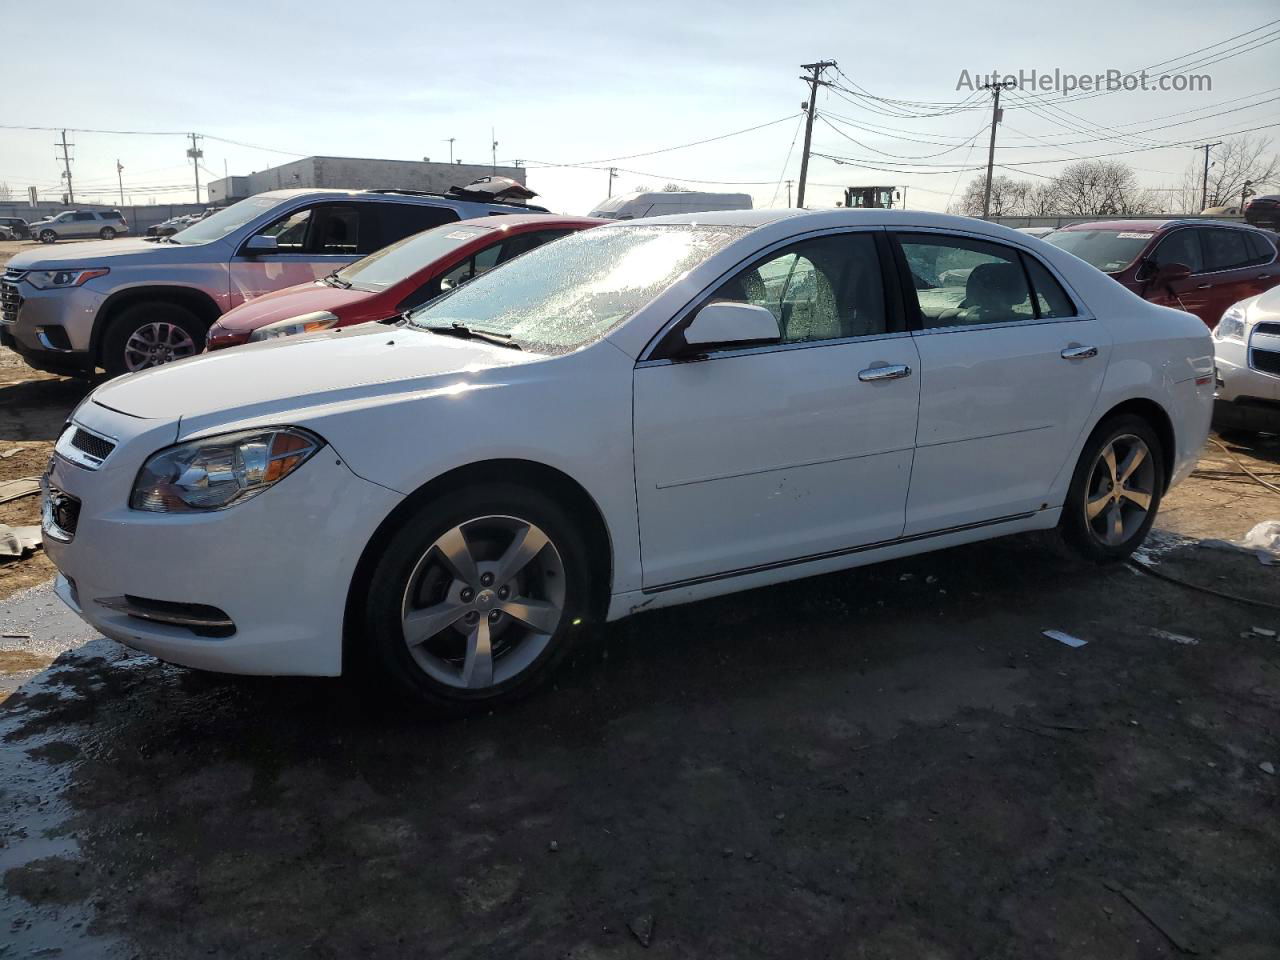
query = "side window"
xmin=1022 ymin=255 xmax=1077 ymax=318
xmin=498 ymin=229 xmax=575 ymax=263
xmin=259 ymin=207 xmax=312 ymax=252
xmin=308 ymin=205 xmax=360 ymax=255
xmin=1150 ymin=230 xmax=1203 ymax=274
xmin=1203 ymin=229 xmax=1253 ymax=272
xmin=1246 ymin=231 xmax=1276 ymax=265
xmin=73 ymin=212 xmax=96 ymax=222
xmin=898 ymin=234 xmax=1034 ymax=328
xmin=439 ymin=243 xmax=505 ymax=292
xmin=377 ymin=203 xmax=461 ymax=247
xmin=708 ymin=232 xmax=887 ymax=344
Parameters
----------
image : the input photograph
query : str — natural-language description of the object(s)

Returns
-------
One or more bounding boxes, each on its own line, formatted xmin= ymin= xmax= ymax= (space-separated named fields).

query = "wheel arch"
xmin=1093 ymin=396 xmax=1176 ymax=491
xmin=91 ymin=285 xmax=223 ymax=365
xmin=342 ymin=458 xmax=615 ymax=669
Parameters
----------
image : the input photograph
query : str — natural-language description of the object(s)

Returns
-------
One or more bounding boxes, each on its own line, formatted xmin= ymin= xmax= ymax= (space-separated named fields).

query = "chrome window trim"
xmin=912 ymin=315 xmax=1097 ymax=336
xmin=636 ymin=225 xmax=893 ymax=364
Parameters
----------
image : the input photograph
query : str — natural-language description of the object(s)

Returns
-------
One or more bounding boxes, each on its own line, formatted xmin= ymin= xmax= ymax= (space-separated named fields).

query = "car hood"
xmin=214 ymin=282 xmax=376 ymax=332
xmin=7 ymin=237 xmax=219 ymax=270
xmin=89 ymin=322 xmax=535 ymax=430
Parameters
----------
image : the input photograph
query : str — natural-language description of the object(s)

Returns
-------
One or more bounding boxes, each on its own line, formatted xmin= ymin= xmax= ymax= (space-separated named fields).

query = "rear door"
xmin=894 ymin=230 xmax=1110 ymax=535
xmin=70 ymin=211 xmax=97 ymax=238
xmin=1199 ymin=227 xmax=1267 ymax=322
xmin=227 ymin=202 xmax=378 ymax=306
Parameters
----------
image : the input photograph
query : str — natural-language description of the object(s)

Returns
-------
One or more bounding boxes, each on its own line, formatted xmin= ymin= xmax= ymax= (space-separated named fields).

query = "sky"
xmin=2 ymin=0 xmax=1278 ymax=216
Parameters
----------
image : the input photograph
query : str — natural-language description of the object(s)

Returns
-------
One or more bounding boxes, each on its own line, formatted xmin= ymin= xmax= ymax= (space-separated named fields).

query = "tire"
xmin=101 ymin=301 xmax=207 ymax=377
xmin=1060 ymin=414 xmax=1165 ymax=563
xmin=361 ymin=482 xmax=593 ymax=714
xmin=99 ymin=227 xmax=116 ymax=240
xmin=39 ymin=229 xmax=56 ymax=244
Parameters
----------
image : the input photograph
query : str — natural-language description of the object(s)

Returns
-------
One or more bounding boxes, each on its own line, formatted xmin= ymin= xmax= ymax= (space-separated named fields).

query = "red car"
xmin=206 ymin=214 xmax=605 ymax=349
xmin=1045 ymin=219 xmax=1278 ymax=327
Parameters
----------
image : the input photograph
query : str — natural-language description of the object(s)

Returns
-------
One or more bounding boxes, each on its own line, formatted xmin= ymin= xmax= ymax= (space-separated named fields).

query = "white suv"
xmin=30 ymin=210 xmax=130 ymax=243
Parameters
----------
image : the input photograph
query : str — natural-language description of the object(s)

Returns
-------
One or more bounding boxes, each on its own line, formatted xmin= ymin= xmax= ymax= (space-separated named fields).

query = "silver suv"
xmin=29 ymin=210 xmax=130 ymax=243
xmin=1 ymin=189 xmax=547 ymax=376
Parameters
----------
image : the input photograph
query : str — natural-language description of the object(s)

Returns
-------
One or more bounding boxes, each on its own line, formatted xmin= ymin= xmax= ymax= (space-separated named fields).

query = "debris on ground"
xmin=1200 ymin=520 xmax=1280 ymax=567
xmin=1043 ymin=630 xmax=1087 ymax=648
xmin=628 ymin=914 xmax=654 ymax=948
xmin=1249 ymin=626 xmax=1277 ymax=639
xmin=1103 ymin=879 xmax=1201 ymax=955
xmin=1149 ymin=628 xmax=1200 ymax=646
xmin=548 ymin=840 xmax=559 ymax=853
xmin=0 ymin=477 xmax=41 ymax=505
xmin=0 ymin=523 xmax=42 ymax=558
xmin=1261 ymin=762 xmax=1276 ymax=776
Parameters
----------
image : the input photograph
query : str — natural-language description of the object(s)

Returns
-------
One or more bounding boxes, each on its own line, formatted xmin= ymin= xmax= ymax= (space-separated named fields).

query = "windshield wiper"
xmin=323 ymin=271 xmax=351 ymax=289
xmin=421 ymin=321 xmax=522 ymax=350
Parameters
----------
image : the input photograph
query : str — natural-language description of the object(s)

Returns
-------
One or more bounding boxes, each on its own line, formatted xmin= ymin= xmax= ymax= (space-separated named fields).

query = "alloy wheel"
xmin=39 ymin=230 xmax=55 ymax=243
xmin=123 ymin=321 xmax=198 ymax=371
xmin=400 ymin=515 xmax=566 ymax=691
xmin=1084 ymin=433 xmax=1156 ymax=547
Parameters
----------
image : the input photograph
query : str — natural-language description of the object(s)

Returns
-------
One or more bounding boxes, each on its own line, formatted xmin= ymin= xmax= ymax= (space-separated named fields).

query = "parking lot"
xmin=0 ymin=240 xmax=1276 ymax=958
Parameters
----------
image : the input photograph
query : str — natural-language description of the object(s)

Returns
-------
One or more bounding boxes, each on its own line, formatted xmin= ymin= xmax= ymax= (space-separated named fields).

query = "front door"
xmin=227 ymin=203 xmax=369 ymax=308
xmin=633 ymin=230 xmax=920 ymax=589
xmin=894 ymin=231 xmax=1110 ymax=535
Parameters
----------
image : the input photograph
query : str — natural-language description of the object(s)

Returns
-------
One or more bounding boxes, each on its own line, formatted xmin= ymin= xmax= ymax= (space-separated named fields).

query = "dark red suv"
xmin=1045 ymin=220 xmax=1278 ymax=327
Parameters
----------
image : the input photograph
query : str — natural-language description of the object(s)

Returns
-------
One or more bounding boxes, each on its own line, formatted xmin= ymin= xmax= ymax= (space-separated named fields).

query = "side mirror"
xmin=244 ymin=234 xmax=279 ymax=256
xmin=680 ymin=302 xmax=781 ymax=355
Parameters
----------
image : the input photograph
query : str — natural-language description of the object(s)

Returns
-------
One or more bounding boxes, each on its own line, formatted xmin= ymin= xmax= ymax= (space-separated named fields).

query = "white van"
xmin=588 ymin=191 xmax=753 ymax=220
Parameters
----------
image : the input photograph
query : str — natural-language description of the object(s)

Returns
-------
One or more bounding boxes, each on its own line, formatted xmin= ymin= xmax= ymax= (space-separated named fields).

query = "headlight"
xmin=26 ymin=268 xmax=109 ymax=290
xmin=1214 ymin=305 xmax=1247 ymax=341
xmin=248 ymin=311 xmax=339 ymax=342
xmin=130 ymin=427 xmax=323 ymax=513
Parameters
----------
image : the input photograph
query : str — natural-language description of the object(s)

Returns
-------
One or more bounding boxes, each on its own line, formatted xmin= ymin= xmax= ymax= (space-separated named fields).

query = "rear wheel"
xmin=362 ymin=483 xmax=592 ymax=713
xmin=99 ymin=226 xmax=116 ymax=240
xmin=1060 ymin=414 xmax=1165 ymax=563
xmin=101 ymin=302 xmax=207 ymax=377
xmin=38 ymin=229 xmax=56 ymax=244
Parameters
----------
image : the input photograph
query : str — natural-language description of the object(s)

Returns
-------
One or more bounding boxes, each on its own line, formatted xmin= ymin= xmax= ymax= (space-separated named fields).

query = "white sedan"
xmin=42 ymin=209 xmax=1214 ymax=711
xmin=1212 ymin=286 xmax=1280 ymax=434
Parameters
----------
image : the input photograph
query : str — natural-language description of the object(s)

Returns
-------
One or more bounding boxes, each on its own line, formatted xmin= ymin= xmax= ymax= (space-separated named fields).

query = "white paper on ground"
xmin=1044 ymin=630 xmax=1087 ymax=648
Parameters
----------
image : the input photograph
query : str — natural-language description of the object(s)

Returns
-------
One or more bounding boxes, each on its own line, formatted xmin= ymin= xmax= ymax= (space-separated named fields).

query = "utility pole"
xmin=116 ymin=160 xmax=125 ymax=208
xmin=785 ymin=179 xmax=793 ymax=206
xmin=186 ymin=133 xmax=204 ymax=204
xmin=491 ymin=128 xmax=498 ymax=174
xmin=1195 ymin=142 xmax=1222 ymax=211
xmin=444 ymin=138 xmax=455 ymax=164
xmin=900 ymin=186 xmax=907 ymax=210
xmin=980 ymin=80 xmax=1015 ymax=219
xmin=796 ymin=59 xmax=836 ymax=208
xmin=607 ymin=167 xmax=618 ymax=198
xmin=57 ymin=130 xmax=74 ymax=204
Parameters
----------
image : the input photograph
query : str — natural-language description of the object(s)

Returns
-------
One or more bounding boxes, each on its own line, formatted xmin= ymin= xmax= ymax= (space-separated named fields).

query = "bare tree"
xmin=660 ymin=182 xmax=692 ymax=193
xmin=1049 ymin=160 xmax=1155 ymax=216
xmin=1172 ymin=135 xmax=1278 ymax=211
xmin=948 ymin=174 xmax=1028 ymax=217
xmin=0 ymin=182 xmax=11 ymax=203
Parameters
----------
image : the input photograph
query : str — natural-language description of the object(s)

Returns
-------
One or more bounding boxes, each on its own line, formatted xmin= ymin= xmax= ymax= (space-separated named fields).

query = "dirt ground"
xmin=0 ymin=253 xmax=1278 ymax=957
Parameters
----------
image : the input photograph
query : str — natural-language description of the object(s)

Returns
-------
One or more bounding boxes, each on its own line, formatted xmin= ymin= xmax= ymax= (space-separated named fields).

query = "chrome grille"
xmin=70 ymin=428 xmax=116 ymax=462
xmin=1252 ymin=349 xmax=1280 ymax=376
xmin=0 ymin=270 xmax=23 ymax=325
xmin=1255 ymin=322 xmax=1280 ymax=336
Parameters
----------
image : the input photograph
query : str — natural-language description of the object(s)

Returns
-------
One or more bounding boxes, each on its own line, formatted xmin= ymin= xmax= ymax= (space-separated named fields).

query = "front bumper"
xmin=43 ymin=402 xmax=402 ymax=676
xmin=1 ymin=279 xmax=106 ymax=358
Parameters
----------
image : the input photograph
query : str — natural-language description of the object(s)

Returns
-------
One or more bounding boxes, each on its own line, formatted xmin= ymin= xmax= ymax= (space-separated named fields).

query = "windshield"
xmin=337 ymin=224 xmax=493 ymax=292
xmin=1045 ymin=228 xmax=1155 ymax=273
xmin=407 ymin=224 xmax=743 ymax=353
xmin=169 ymin=195 xmax=284 ymax=245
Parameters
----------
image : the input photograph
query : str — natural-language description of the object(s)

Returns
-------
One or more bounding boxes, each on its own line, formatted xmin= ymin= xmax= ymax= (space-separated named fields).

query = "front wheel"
xmin=1060 ymin=414 xmax=1165 ymax=563
xmin=362 ymin=483 xmax=593 ymax=713
xmin=101 ymin=302 xmax=206 ymax=377
xmin=99 ymin=226 xmax=116 ymax=240
xmin=39 ymin=229 xmax=56 ymax=244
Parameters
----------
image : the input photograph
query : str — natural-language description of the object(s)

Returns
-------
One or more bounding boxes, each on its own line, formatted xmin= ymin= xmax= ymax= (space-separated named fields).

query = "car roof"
xmin=252 ymin=187 xmax=545 ymax=212
xmin=1058 ymin=218 xmax=1262 ymax=233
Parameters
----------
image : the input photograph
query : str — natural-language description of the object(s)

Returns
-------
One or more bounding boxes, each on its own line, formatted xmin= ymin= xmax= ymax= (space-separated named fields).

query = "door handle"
xmin=1060 ymin=345 xmax=1098 ymax=360
xmin=1258 ymin=274 xmax=1272 ymax=280
xmin=1196 ymin=283 xmax=1212 ymax=289
xmin=857 ymin=363 xmax=912 ymax=382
